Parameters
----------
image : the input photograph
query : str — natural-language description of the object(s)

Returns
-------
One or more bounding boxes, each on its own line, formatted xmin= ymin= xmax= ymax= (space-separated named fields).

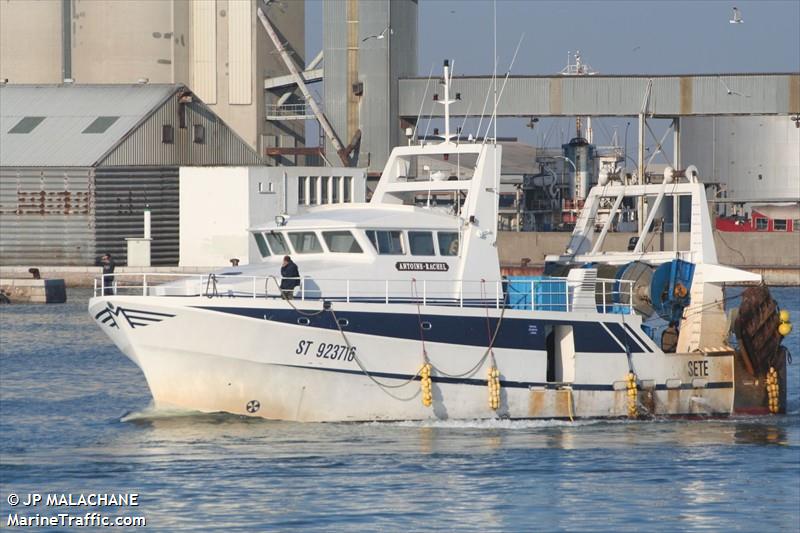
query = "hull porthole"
xmin=246 ymin=400 xmax=261 ymax=413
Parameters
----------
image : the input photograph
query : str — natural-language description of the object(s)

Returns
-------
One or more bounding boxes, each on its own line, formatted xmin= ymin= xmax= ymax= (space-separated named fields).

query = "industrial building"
xmin=0 ymin=84 xmax=262 ymax=266
xmin=680 ymin=115 xmax=800 ymax=206
xmin=0 ymin=0 xmax=306 ymax=158
xmin=321 ymin=0 xmax=418 ymax=169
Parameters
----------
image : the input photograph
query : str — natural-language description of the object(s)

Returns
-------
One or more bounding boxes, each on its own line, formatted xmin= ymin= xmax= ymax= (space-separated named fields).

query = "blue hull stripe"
xmin=278 ymin=363 xmax=734 ymax=392
xmin=604 ymin=322 xmax=647 ymax=354
xmin=196 ymin=305 xmax=650 ymax=354
xmin=623 ymin=323 xmax=653 ymax=353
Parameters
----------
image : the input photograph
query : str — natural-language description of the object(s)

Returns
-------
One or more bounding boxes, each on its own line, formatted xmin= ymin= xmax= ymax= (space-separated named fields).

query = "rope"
xmin=269 ymin=276 xmax=509 ymax=403
xmin=410 ymin=279 xmax=429 ymax=359
xmin=480 ymin=280 xmax=501 ymax=411
xmin=205 ymin=274 xmax=219 ymax=298
xmin=680 ymin=292 xmax=744 ymax=320
xmin=619 ymin=312 xmax=636 ymax=375
xmin=411 ymin=279 xmax=433 ymax=407
xmin=268 ymin=277 xmax=421 ymax=398
xmin=265 ymin=275 xmax=327 ymax=317
xmin=329 ymin=307 xmax=422 ymax=400
xmin=429 ymin=301 xmax=509 ymax=378
xmin=715 ymin=230 xmax=747 ymax=263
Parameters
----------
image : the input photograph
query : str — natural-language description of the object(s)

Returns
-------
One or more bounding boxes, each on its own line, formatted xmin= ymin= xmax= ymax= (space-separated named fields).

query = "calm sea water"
xmin=1 ymin=287 xmax=798 ymax=532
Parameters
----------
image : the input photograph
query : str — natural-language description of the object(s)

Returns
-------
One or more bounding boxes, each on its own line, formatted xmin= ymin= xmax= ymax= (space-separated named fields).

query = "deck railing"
xmin=93 ymin=273 xmax=634 ymax=314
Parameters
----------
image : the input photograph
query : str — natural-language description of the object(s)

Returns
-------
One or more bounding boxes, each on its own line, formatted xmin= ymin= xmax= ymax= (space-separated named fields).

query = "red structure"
xmin=716 ymin=204 xmax=799 ymax=232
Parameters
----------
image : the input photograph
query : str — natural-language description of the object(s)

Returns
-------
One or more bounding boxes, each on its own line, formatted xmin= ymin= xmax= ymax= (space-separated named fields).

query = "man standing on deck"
xmin=100 ymin=253 xmax=116 ymax=296
xmin=280 ymin=255 xmax=300 ymax=300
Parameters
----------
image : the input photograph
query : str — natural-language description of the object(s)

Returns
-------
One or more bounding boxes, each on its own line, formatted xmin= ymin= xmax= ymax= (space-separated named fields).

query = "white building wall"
xmin=180 ymin=167 xmax=251 ymax=267
xmin=180 ymin=166 xmax=367 ymax=267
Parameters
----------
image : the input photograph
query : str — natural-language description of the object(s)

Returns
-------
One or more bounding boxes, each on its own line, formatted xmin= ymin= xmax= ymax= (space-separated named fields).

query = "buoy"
xmin=779 ymin=309 xmax=790 ymax=323
xmin=766 ymin=367 xmax=779 ymax=414
xmin=487 ymin=365 xmax=501 ymax=410
xmin=420 ymin=362 xmax=433 ymax=407
xmin=778 ymin=322 xmax=792 ymax=336
xmin=626 ymin=372 xmax=638 ymax=418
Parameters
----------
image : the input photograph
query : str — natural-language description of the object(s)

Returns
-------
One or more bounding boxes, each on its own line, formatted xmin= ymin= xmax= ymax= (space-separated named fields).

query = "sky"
xmin=303 ymin=0 xmax=800 ymax=150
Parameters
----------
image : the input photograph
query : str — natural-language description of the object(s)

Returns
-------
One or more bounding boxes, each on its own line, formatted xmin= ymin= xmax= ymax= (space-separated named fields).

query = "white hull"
xmin=90 ymin=295 xmax=735 ymax=422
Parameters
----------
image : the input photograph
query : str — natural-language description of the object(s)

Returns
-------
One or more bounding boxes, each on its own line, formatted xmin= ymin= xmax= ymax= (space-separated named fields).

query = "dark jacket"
xmin=102 ymin=258 xmax=116 ymax=276
xmin=280 ymin=261 xmax=300 ymax=291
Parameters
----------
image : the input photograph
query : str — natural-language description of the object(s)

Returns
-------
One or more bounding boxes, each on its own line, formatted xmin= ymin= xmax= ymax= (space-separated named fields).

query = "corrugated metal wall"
xmin=323 ymin=0 xmax=349 ymax=166
xmin=388 ymin=0 xmax=417 ymax=161
xmin=94 ymin=167 xmax=179 ymax=266
xmin=323 ymin=0 xmax=418 ymax=173
xmin=100 ymin=94 xmax=263 ymax=167
xmin=398 ymin=74 xmax=800 ymax=118
xmin=0 ymin=168 xmax=95 ymax=266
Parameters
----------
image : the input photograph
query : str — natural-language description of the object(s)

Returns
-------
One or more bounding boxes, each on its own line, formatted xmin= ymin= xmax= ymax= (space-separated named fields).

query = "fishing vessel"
xmin=89 ymin=61 xmax=791 ymax=422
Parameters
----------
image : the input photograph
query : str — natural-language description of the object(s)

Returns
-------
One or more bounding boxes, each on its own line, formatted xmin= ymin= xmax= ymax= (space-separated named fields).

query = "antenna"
xmin=492 ymin=0 xmax=498 ymax=242
xmin=411 ymin=64 xmax=436 ymax=143
xmin=493 ymin=0 xmax=497 ymax=146
xmin=456 ymin=101 xmax=473 ymax=145
xmin=475 ymin=70 xmax=495 ymax=141
xmin=482 ymin=33 xmax=524 ymax=143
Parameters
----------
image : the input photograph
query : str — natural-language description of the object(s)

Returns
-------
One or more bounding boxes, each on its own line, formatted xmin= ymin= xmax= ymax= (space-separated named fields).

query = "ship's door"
xmin=548 ymin=325 xmax=575 ymax=383
xmin=545 ymin=326 xmax=556 ymax=382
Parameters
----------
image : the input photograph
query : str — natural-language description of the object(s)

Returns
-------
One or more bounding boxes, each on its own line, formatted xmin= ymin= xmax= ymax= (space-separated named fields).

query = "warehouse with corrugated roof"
xmin=0 ymin=83 xmax=263 ymax=266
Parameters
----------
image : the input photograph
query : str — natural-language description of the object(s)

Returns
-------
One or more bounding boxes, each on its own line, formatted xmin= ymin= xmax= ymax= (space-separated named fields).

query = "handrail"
xmin=92 ymin=272 xmax=636 ymax=315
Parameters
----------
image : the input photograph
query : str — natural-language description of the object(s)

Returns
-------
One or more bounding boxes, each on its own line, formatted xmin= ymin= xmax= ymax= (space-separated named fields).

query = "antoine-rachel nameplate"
xmin=395 ymin=262 xmax=449 ymax=272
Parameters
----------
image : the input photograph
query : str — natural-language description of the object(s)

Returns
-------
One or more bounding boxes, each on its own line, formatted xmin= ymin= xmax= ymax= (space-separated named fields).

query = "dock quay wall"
xmin=0 ymin=232 xmax=797 ymax=288
xmin=498 ymin=231 xmax=800 ymax=286
xmin=0 ymin=278 xmax=66 ymax=303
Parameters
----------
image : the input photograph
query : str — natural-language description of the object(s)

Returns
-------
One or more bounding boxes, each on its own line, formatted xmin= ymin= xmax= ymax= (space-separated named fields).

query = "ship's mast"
xmin=442 ymin=60 xmax=454 ymax=143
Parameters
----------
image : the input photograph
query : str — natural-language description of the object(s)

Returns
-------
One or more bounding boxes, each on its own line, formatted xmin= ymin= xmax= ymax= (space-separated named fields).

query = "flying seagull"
xmin=362 ymin=25 xmax=393 ymax=42
xmin=729 ymin=6 xmax=743 ymax=24
xmin=719 ymin=77 xmax=751 ymax=97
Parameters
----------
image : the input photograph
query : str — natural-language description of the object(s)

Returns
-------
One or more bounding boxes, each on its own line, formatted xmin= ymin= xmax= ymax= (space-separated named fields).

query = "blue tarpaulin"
xmin=507 ymin=276 xmax=567 ymax=311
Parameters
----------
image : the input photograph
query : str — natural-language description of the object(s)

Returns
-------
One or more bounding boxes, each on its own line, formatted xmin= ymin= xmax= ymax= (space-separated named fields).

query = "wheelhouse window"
xmin=253 ymin=232 xmax=271 ymax=257
xmin=366 ymin=230 xmax=404 ymax=255
xmin=437 ymin=232 xmax=460 ymax=256
xmin=323 ymin=231 xmax=363 ymax=253
xmin=288 ymin=231 xmax=323 ymax=253
xmin=408 ymin=231 xmax=435 ymax=256
xmin=266 ymin=231 xmax=288 ymax=254
xmin=755 ymin=218 xmax=768 ymax=231
xmin=332 ymin=176 xmax=341 ymax=203
xmin=773 ymin=219 xmax=787 ymax=231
